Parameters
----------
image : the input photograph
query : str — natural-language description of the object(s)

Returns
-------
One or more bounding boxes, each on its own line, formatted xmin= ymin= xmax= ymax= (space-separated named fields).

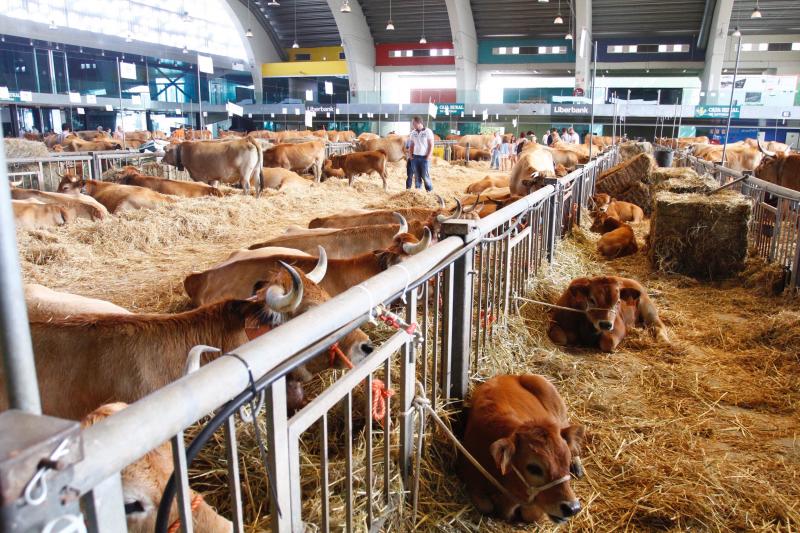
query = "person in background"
xmin=526 ymin=130 xmax=535 ymax=142
xmin=541 ymin=130 xmax=550 ymax=146
xmin=547 ymin=129 xmax=558 ymax=146
xmin=508 ymin=135 xmax=518 ymax=167
xmin=561 ymin=127 xmax=569 ymax=142
xmin=567 ymin=127 xmax=580 ymax=144
xmin=114 ymin=125 xmax=124 ymax=140
xmin=409 ymin=116 xmax=434 ymax=192
xmin=404 ymin=135 xmax=416 ymax=189
xmin=500 ymin=135 xmax=511 ymax=171
xmin=490 ymin=131 xmax=502 ymax=170
xmin=56 ymin=123 xmax=72 ymax=144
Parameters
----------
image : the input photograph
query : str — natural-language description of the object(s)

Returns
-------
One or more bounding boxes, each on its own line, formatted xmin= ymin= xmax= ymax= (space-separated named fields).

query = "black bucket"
xmin=654 ymin=149 xmax=674 ymax=168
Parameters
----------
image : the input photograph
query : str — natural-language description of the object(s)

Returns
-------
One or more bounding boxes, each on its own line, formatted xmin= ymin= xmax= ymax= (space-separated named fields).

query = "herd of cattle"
xmin=8 ymin=127 xmax=788 ymax=528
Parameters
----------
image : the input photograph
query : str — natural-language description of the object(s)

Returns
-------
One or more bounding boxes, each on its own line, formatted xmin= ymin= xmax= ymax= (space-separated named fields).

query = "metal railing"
xmin=324 ymin=142 xmax=356 ymax=159
xmin=0 ymin=150 xmax=616 ymax=532
xmin=676 ymin=151 xmax=800 ymax=291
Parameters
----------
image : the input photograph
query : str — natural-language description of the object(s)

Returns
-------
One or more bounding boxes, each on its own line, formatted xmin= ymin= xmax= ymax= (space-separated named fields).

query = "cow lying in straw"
xmin=459 ymin=374 xmax=584 ymax=524
xmin=591 ymin=214 xmax=638 ymax=259
xmin=110 ymin=166 xmax=224 ymax=198
xmin=548 ymin=276 xmax=668 ymax=352
xmin=57 ymin=173 xmax=176 ymax=214
xmin=307 ymin=197 xmax=464 ymax=230
xmin=11 ymin=186 xmax=108 ymax=222
xmin=2 ymin=262 xmax=371 ymax=420
xmin=591 ymin=193 xmax=644 ymax=223
xmin=25 ymin=284 xmax=131 ymax=321
xmin=82 ymin=403 xmax=231 ymax=533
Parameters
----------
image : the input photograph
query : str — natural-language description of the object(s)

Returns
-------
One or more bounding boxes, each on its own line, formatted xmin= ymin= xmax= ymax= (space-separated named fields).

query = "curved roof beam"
xmin=224 ymin=0 xmax=284 ymax=103
xmin=444 ymin=0 xmax=479 ymax=103
xmin=325 ymin=0 xmax=376 ymax=101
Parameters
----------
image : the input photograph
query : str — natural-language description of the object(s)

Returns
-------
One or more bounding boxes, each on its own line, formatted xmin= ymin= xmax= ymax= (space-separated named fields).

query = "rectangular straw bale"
xmin=648 ymin=190 xmax=752 ymax=279
xmin=618 ymin=141 xmax=653 ymax=161
xmin=650 ymin=174 xmax=718 ymax=195
xmin=615 ymin=182 xmax=653 ymax=213
xmin=596 ymin=153 xmax=654 ymax=196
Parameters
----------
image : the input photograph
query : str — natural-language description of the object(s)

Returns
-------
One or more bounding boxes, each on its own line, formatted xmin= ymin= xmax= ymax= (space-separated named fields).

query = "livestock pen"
xmin=1 ymin=143 xmax=799 ymax=532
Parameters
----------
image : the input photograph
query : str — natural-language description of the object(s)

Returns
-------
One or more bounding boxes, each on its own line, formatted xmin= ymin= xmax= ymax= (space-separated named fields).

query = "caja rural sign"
xmin=437 ymin=103 xmax=465 ymax=115
xmin=695 ymin=105 xmax=741 ymax=119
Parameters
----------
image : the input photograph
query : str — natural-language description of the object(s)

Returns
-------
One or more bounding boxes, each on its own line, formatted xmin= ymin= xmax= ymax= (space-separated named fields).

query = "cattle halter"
xmin=515 ymin=296 xmax=618 ymax=318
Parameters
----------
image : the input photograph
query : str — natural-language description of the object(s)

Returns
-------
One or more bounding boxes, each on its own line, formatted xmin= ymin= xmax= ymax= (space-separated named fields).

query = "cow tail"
xmin=249 ymin=136 xmax=264 ymax=196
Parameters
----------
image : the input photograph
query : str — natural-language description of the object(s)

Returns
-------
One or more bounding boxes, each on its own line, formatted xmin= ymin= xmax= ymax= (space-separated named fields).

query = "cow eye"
xmin=124 ymin=500 xmax=145 ymax=515
xmin=526 ymin=464 xmax=543 ymax=476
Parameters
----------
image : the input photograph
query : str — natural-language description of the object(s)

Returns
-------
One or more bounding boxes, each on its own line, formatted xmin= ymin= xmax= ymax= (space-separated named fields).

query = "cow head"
xmin=521 ymin=171 xmax=546 ymax=193
xmin=56 ymin=171 xmax=84 ymax=194
xmin=250 ymin=253 xmax=374 ymax=374
xmin=567 ymin=276 xmax=640 ymax=333
xmin=591 ymin=193 xmax=612 ymax=212
xmin=162 ymin=144 xmax=183 ymax=170
xmin=490 ymin=421 xmax=584 ymax=523
xmin=375 ymin=225 xmax=432 ymax=270
xmin=82 ymin=403 xmax=232 ymax=533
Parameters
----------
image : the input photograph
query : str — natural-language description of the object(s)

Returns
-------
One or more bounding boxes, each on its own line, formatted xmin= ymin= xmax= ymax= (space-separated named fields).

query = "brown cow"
xmin=162 ymin=138 xmax=263 ymax=194
xmin=452 ymin=144 xmax=492 ymax=161
xmin=322 ymin=160 xmax=346 ymax=180
xmin=460 ymin=188 xmax=523 ymax=218
xmin=754 ymin=141 xmax=800 ymax=191
xmin=593 ymin=215 xmax=638 ymax=258
xmin=357 ymin=132 xmax=380 ymax=143
xmin=110 ymin=166 xmax=223 ymax=198
xmin=82 ymin=403 xmax=231 ymax=533
xmin=57 ymin=175 xmax=176 ymax=213
xmin=63 ymin=137 xmax=122 ymax=152
xmin=547 ymin=276 xmax=668 ymax=352
xmin=10 ymin=188 xmax=108 ymax=221
xmin=459 ymin=374 xmax=584 ymax=524
xmin=466 ymin=175 xmax=510 ymax=194
xmin=746 ymin=138 xmax=791 ymax=155
xmin=509 ymin=148 xmax=556 ymax=196
xmin=249 ymin=214 xmax=427 ymax=258
xmin=327 ymin=150 xmax=389 ymax=189
xmin=262 ymin=140 xmax=325 ymax=183
xmin=359 ymin=136 xmax=406 ymax=162
xmin=308 ymin=199 xmax=463 ymax=231
xmin=2 ymin=262 xmax=372 ymax=420
xmin=591 ymin=193 xmax=644 ymax=223
xmin=25 ymin=284 xmax=131 ymax=321
xmin=457 ymin=134 xmax=494 ymax=151
xmin=12 ymin=200 xmax=69 ymax=229
xmin=184 ymin=229 xmax=432 ymax=305
xmin=261 ymin=167 xmax=312 ymax=191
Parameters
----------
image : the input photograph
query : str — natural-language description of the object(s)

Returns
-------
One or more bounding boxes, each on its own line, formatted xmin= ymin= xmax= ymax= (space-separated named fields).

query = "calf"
xmin=452 ymin=144 xmax=491 ymax=161
xmin=57 ymin=174 xmax=176 ymax=213
xmin=11 ymin=188 xmax=107 ymax=221
xmin=262 ymin=140 xmax=325 ymax=182
xmin=466 ymin=175 xmax=510 ymax=194
xmin=593 ymin=215 xmax=638 ymax=258
xmin=112 ymin=166 xmax=223 ymax=198
xmin=591 ymin=193 xmax=644 ymax=223
xmin=261 ymin=167 xmax=311 ymax=191
xmin=25 ymin=284 xmax=131 ymax=321
xmin=459 ymin=374 xmax=584 ymax=524
xmin=12 ymin=200 xmax=69 ymax=229
xmin=82 ymin=403 xmax=231 ymax=533
xmin=547 ymin=276 xmax=668 ymax=352
xmin=327 ymin=150 xmax=389 ymax=189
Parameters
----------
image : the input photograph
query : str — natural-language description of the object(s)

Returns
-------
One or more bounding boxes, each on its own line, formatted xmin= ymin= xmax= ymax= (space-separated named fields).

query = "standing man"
xmin=567 ymin=127 xmax=580 ymax=144
xmin=489 ymin=131 xmax=502 ymax=170
xmin=409 ymin=116 xmax=434 ymax=192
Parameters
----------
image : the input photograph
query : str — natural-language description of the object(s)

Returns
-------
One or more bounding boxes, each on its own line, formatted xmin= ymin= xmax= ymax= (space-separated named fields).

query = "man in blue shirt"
xmin=408 ymin=116 xmax=434 ymax=192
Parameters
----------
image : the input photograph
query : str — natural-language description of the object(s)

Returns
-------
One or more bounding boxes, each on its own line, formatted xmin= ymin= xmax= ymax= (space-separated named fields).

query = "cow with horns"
xmin=755 ymin=139 xmax=800 ymax=192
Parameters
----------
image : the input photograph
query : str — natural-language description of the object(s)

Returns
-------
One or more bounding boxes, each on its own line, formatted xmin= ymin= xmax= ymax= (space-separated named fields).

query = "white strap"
xmin=394 ymin=264 xmax=413 ymax=304
xmin=353 ymin=284 xmax=377 ymax=321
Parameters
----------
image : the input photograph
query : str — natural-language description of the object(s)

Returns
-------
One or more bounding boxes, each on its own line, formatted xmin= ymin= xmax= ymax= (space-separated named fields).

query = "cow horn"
xmin=266 ymin=261 xmax=304 ymax=313
xmin=9 ymin=179 xmax=23 ymax=188
xmin=306 ymin=246 xmax=328 ymax=284
xmin=464 ymin=195 xmax=481 ymax=213
xmin=757 ymin=138 xmax=775 ymax=158
xmin=436 ymin=199 xmax=462 ymax=223
xmin=403 ymin=227 xmax=432 ymax=255
xmin=393 ymin=212 xmax=409 ymax=236
xmin=435 ymin=194 xmax=445 ymax=208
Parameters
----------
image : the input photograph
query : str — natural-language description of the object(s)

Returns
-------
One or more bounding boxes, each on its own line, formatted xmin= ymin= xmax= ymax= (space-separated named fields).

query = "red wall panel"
xmin=375 ymin=42 xmax=455 ymax=67
xmin=410 ymin=89 xmax=457 ymax=104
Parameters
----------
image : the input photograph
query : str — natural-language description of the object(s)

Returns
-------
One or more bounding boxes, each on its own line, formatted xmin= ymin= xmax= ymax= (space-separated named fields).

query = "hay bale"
xmin=596 ymin=153 xmax=654 ymax=196
xmin=4 ymin=138 xmax=49 ymax=159
xmin=651 ymin=175 xmax=717 ymax=195
xmin=616 ymin=182 xmax=653 ymax=213
xmin=648 ymin=190 xmax=751 ymax=279
xmin=618 ymin=141 xmax=653 ymax=161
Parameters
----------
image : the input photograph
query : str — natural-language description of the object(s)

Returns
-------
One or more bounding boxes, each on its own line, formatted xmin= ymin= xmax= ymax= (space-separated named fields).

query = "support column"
xmin=327 ymin=0 xmax=377 ymax=103
xmin=700 ymin=0 xmax=734 ymax=105
xmin=445 ymin=0 xmax=479 ymax=104
xmin=574 ymin=0 xmax=592 ymax=98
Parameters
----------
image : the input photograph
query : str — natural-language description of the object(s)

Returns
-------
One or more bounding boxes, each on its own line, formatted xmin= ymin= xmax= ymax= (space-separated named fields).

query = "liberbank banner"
xmin=551 ymin=103 xmax=591 ymax=116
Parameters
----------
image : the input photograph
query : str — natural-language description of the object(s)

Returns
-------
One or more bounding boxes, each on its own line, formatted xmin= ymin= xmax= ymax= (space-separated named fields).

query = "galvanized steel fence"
xmin=1 ymin=150 xmax=618 ymax=533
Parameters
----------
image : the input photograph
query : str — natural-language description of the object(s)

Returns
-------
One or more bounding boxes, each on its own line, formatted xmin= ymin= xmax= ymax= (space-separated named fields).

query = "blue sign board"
xmin=437 ymin=103 xmax=464 ymax=115
xmin=695 ymin=105 xmax=741 ymax=119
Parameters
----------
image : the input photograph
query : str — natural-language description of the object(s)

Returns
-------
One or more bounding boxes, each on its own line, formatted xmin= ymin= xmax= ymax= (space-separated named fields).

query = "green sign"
xmin=695 ymin=105 xmax=741 ymax=118
xmin=437 ymin=103 xmax=464 ymax=116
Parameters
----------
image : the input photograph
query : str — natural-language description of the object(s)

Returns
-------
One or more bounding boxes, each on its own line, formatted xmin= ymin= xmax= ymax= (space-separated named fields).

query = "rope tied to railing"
xmin=166 ymin=494 xmax=204 ymax=533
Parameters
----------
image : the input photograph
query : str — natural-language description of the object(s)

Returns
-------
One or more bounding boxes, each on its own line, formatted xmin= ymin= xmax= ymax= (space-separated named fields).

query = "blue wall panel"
xmin=479 ymin=39 xmax=576 ymax=64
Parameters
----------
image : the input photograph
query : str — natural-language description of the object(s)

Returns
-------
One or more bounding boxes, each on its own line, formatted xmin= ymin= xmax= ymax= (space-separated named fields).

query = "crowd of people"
xmin=488 ymin=126 xmax=584 ymax=170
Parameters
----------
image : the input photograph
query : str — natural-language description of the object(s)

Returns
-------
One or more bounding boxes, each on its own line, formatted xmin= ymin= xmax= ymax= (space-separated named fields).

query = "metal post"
xmin=82 ymin=473 xmax=127 ymax=533
xmin=440 ymin=263 xmax=455 ymax=399
xmin=399 ymin=288 xmax=417 ymax=484
xmin=265 ymin=378 xmax=291 ymax=532
xmin=544 ymin=177 xmax=560 ymax=262
xmin=0 ymin=142 xmax=41 ymax=414
xmin=442 ymin=220 xmax=477 ymax=400
xmin=588 ymin=41 xmax=597 ymax=161
xmin=116 ymin=57 xmax=125 ymax=148
xmin=197 ymin=62 xmax=204 ymax=131
xmin=721 ymin=33 xmax=742 ymax=168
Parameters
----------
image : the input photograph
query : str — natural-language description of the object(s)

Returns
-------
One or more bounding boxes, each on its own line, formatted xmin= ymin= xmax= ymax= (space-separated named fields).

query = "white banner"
xmin=105 ymin=104 xmax=113 ymax=111
xmin=76 ymin=107 xmax=85 ymax=115
xmin=482 ymin=109 xmax=488 ymax=121
xmin=0 ymin=87 xmax=10 ymax=99
xmin=119 ymin=62 xmax=137 ymax=80
xmin=428 ymin=101 xmax=437 ymax=119
xmin=324 ymin=81 xmax=333 ymax=95
xmin=304 ymin=110 xmax=313 ymax=128
xmin=175 ymin=108 xmax=182 ymax=114
xmin=271 ymin=112 xmax=275 ymax=118
xmin=305 ymin=89 xmax=313 ymax=101
xmin=85 ymin=94 xmax=97 ymax=104
xmin=197 ymin=54 xmax=214 ymax=74
xmin=282 ymin=107 xmax=288 ymax=114
xmin=69 ymin=92 xmax=81 ymax=103
xmin=226 ymin=102 xmax=243 ymax=117
xmin=131 ymin=94 xmax=141 ymax=105
xmin=295 ymin=108 xmax=300 ymax=115
xmin=512 ymin=118 xmax=518 ymax=127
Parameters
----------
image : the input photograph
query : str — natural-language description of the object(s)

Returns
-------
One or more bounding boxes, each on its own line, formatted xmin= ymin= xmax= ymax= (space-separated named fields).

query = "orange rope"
xmin=371 ymin=378 xmax=394 ymax=422
xmin=328 ymin=342 xmax=354 ymax=369
xmin=167 ymin=494 xmax=203 ymax=533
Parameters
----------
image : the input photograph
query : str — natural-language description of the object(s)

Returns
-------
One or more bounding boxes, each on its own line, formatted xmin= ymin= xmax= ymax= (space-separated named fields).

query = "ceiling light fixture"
xmin=386 ymin=0 xmax=395 ymax=29
xmin=246 ymin=0 xmax=255 ymax=38
xmin=565 ymin=31 xmax=573 ymax=40
xmin=554 ymin=0 xmax=563 ymax=24
xmin=732 ymin=26 xmax=742 ymax=37
xmin=340 ymin=0 xmax=351 ymax=13
xmin=267 ymin=0 xmax=280 ymax=5
xmin=750 ymin=0 xmax=761 ymax=18
xmin=245 ymin=28 xmax=254 ymax=37
xmin=420 ymin=0 xmax=426 ymax=44
xmin=49 ymin=20 xmax=57 ymax=29
xmin=183 ymin=45 xmax=188 ymax=53
xmin=292 ymin=0 xmax=299 ymax=49
xmin=126 ymin=32 xmax=133 ymax=42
